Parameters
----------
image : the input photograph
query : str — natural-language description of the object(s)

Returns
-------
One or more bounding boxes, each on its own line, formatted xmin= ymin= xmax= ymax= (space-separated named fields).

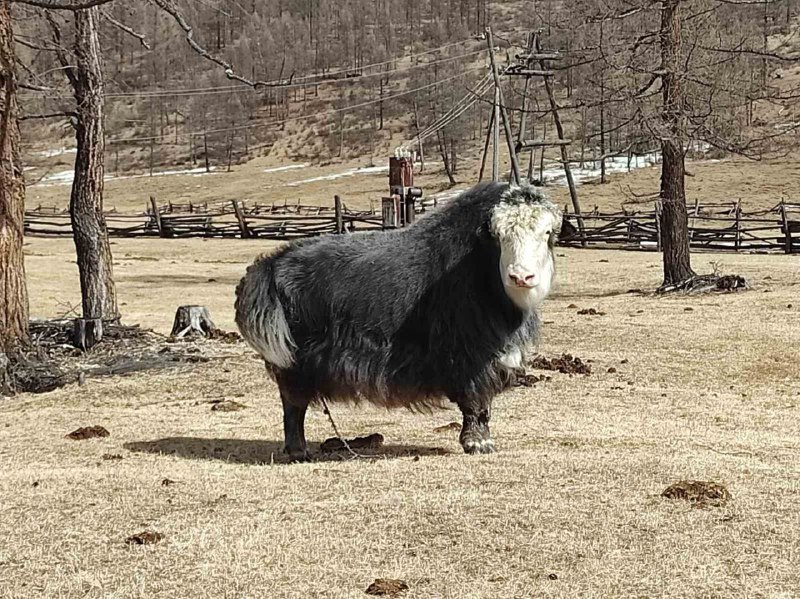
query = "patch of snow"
xmin=538 ymin=151 xmax=661 ymax=186
xmin=36 ymin=165 xmax=217 ymax=186
xmin=263 ymin=164 xmax=308 ymax=174
xmin=38 ymin=169 xmax=76 ymax=184
xmin=283 ymin=165 xmax=388 ymax=187
xmin=35 ymin=147 xmax=76 ymax=158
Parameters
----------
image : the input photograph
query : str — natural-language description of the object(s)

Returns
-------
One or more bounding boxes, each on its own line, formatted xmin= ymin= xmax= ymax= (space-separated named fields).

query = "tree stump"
xmin=73 ymin=318 xmax=103 ymax=351
xmin=170 ymin=306 xmax=215 ymax=339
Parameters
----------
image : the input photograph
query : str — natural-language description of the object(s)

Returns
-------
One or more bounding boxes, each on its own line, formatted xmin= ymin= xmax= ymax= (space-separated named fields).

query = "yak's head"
xmin=489 ymin=184 xmax=563 ymax=312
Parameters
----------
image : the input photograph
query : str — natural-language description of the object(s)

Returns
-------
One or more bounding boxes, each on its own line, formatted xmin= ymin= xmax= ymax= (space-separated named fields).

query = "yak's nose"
xmin=508 ymin=269 xmax=536 ymax=288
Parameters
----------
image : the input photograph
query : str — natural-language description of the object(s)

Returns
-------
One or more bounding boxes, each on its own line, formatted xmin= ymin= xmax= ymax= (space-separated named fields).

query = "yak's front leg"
xmin=456 ymin=398 xmax=496 ymax=455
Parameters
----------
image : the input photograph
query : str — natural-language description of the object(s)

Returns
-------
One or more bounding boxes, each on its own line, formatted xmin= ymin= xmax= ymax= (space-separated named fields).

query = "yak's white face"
xmin=490 ymin=198 xmax=562 ymax=312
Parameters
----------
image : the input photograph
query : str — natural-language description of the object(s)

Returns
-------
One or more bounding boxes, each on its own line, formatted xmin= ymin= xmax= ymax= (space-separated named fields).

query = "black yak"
xmin=235 ymin=181 xmax=563 ymax=459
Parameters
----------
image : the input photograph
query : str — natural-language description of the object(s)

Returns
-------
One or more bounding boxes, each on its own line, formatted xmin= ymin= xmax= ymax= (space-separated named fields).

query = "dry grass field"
xmin=24 ymin=148 xmax=800 ymax=216
xmin=2 ymin=228 xmax=799 ymax=597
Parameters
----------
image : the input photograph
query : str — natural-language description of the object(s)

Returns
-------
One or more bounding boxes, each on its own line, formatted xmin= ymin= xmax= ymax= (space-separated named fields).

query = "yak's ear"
xmin=476 ymin=220 xmax=494 ymax=246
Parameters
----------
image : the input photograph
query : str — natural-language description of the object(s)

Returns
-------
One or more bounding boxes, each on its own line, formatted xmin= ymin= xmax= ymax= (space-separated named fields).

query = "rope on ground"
xmin=320 ymin=397 xmax=361 ymax=459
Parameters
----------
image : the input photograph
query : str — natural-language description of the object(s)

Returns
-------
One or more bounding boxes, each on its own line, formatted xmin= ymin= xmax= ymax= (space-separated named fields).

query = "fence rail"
xmin=559 ymin=200 xmax=799 ymax=254
xmin=24 ymin=197 xmax=800 ymax=254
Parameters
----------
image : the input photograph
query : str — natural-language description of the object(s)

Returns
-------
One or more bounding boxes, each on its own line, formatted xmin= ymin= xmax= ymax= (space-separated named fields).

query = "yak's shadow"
xmin=124 ymin=437 xmax=451 ymax=465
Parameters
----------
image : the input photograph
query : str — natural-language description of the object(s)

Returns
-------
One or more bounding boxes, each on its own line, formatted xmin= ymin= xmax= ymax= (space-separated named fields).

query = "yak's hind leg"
xmin=274 ymin=370 xmax=312 ymax=462
xmin=452 ymin=394 xmax=496 ymax=455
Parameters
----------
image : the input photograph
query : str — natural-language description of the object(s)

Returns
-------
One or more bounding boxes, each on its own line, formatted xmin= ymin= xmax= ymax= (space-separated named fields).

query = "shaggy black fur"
xmin=235 ymin=181 xmax=556 ymax=458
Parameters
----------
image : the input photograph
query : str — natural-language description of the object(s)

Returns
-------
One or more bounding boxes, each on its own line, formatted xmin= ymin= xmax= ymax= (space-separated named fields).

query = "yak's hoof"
xmin=461 ymin=437 xmax=496 ymax=455
xmin=284 ymin=447 xmax=311 ymax=463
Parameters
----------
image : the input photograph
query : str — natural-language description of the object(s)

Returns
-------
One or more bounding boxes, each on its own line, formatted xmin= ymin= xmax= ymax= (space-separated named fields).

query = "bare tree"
xmin=48 ymin=8 xmax=119 ymax=323
xmin=657 ymin=0 xmax=695 ymax=286
xmin=1 ymin=0 xmax=29 ymax=388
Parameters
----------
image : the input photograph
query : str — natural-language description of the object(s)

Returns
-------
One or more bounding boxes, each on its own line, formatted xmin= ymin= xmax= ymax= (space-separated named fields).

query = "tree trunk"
xmin=658 ymin=0 xmax=695 ymax=286
xmin=437 ymin=131 xmax=456 ymax=186
xmin=68 ymin=8 xmax=119 ymax=321
xmin=0 ymin=0 xmax=29 ymax=356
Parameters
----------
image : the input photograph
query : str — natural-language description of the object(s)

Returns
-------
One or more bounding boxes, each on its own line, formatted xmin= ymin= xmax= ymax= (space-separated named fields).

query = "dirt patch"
xmin=65 ymin=426 xmax=110 ymax=440
xmin=102 ymin=453 xmax=123 ymax=460
xmin=207 ymin=328 xmax=242 ymax=343
xmin=433 ymin=422 xmax=461 ymax=433
xmin=210 ymin=399 xmax=247 ymax=412
xmin=577 ymin=308 xmax=606 ymax=316
xmin=530 ymin=354 xmax=592 ymax=375
xmin=320 ymin=433 xmax=384 ymax=453
xmin=365 ymin=579 xmax=409 ymax=596
xmin=661 ymin=480 xmax=731 ymax=507
xmin=514 ymin=372 xmax=552 ymax=387
xmin=125 ymin=531 xmax=164 ymax=546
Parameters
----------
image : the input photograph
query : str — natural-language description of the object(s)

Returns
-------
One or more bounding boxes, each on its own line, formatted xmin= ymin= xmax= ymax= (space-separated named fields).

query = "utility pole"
xmin=485 ymin=27 xmax=521 ymax=185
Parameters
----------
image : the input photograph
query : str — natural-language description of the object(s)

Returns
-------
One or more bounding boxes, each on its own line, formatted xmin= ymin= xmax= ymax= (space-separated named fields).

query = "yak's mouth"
xmin=509 ymin=278 xmax=537 ymax=289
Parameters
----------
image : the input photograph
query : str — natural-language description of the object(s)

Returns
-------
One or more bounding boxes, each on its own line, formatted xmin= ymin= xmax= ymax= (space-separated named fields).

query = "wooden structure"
xmin=382 ymin=155 xmax=420 ymax=229
xmin=23 ymin=197 xmax=799 ymax=254
xmin=509 ymin=31 xmax=585 ymax=241
xmin=559 ymin=201 xmax=800 ymax=253
xmin=24 ymin=195 xmax=437 ymax=241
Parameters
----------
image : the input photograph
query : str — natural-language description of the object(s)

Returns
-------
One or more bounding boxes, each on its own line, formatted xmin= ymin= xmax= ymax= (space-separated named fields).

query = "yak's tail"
xmin=235 ymin=256 xmax=296 ymax=369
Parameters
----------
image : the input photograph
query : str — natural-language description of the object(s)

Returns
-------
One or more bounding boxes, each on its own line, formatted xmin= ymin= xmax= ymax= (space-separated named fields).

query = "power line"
xmin=107 ymin=50 xmax=486 ymax=98
xmin=107 ymin=65 xmax=488 ymax=144
xmin=20 ymin=38 xmax=481 ymax=101
xmin=407 ymin=74 xmax=493 ymax=145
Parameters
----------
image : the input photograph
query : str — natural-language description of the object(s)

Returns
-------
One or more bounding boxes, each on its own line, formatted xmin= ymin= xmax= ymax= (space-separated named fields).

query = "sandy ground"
xmin=2 ymin=236 xmax=800 ymax=598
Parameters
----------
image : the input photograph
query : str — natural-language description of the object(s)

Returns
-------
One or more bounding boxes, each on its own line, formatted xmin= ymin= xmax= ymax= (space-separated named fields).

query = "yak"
xmin=235 ymin=181 xmax=563 ymax=460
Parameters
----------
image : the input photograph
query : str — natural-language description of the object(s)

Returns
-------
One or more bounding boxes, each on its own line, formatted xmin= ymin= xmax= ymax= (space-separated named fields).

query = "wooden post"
xmin=735 ymin=199 xmax=741 ymax=251
xmin=492 ymin=85 xmax=500 ymax=181
xmin=515 ymin=33 xmax=535 ymax=145
xmin=231 ymin=200 xmax=251 ymax=239
xmin=655 ymin=202 xmax=663 ymax=252
xmin=334 ymin=195 xmax=344 ymax=234
xmin=780 ymin=201 xmax=792 ymax=254
xmin=478 ymin=107 xmax=495 ymax=182
xmin=535 ymin=35 xmax=584 ymax=244
xmin=150 ymin=196 xmax=165 ymax=237
xmin=689 ymin=197 xmax=699 ymax=242
xmin=486 ymin=28 xmax=521 ymax=185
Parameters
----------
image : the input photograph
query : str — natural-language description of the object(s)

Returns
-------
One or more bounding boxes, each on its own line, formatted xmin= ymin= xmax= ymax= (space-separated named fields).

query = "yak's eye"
xmin=545 ymin=230 xmax=552 ymax=236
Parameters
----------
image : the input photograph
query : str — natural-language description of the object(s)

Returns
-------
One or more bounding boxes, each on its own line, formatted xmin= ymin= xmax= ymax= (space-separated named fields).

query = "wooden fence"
xmin=560 ymin=200 xmax=800 ymax=254
xmin=24 ymin=197 xmax=418 ymax=240
xmin=24 ymin=196 xmax=799 ymax=254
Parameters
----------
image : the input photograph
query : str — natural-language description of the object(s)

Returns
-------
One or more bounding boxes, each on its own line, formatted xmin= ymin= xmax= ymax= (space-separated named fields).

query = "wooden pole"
xmin=535 ymin=35 xmax=584 ymax=243
xmin=334 ymin=195 xmax=344 ymax=234
xmin=515 ymin=32 xmax=536 ymax=173
xmin=492 ymin=85 xmax=500 ymax=181
xmin=150 ymin=196 xmax=165 ymax=237
xmin=735 ymin=199 xmax=741 ymax=251
xmin=486 ymin=28 xmax=521 ymax=185
xmin=478 ymin=106 xmax=495 ymax=182
xmin=655 ymin=201 xmax=663 ymax=252
xmin=780 ymin=200 xmax=792 ymax=254
xmin=689 ymin=197 xmax=699 ymax=241
xmin=231 ymin=200 xmax=251 ymax=238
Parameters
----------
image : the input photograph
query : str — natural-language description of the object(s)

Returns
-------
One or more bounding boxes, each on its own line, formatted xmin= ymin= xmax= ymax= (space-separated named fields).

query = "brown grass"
xmin=2 ymin=233 xmax=800 ymax=597
xmin=24 ymin=144 xmax=800 ymax=217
